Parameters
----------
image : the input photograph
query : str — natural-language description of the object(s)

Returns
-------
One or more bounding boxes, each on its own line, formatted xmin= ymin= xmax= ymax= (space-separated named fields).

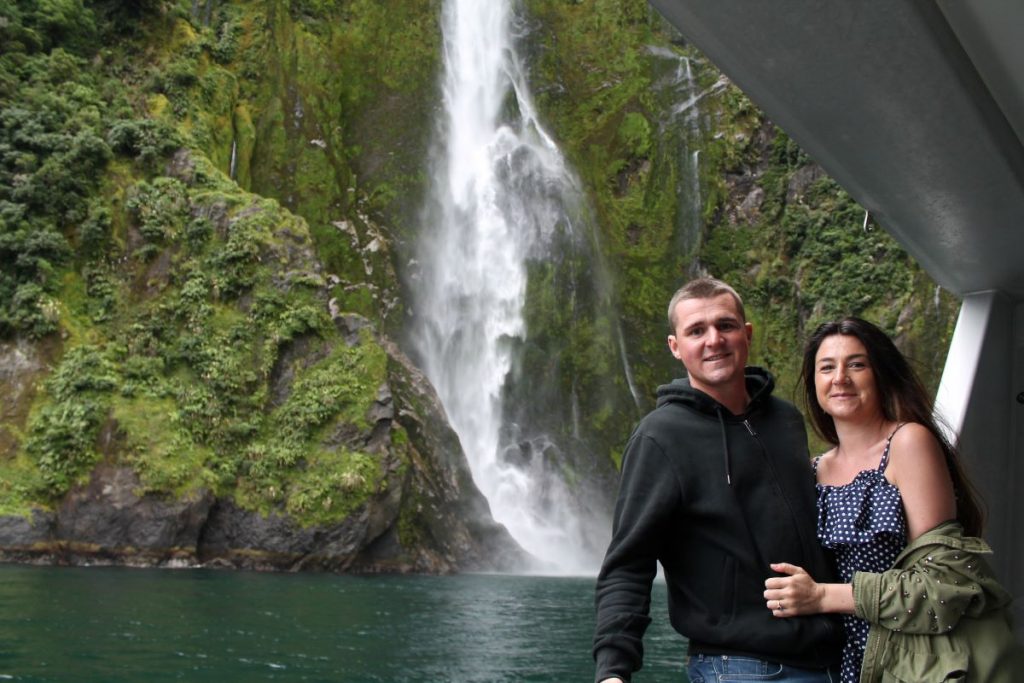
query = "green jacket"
xmin=853 ymin=520 xmax=1024 ymax=682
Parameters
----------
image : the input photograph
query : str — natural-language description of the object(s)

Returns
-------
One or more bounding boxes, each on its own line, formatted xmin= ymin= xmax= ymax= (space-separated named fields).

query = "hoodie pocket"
xmin=716 ymin=554 xmax=737 ymax=625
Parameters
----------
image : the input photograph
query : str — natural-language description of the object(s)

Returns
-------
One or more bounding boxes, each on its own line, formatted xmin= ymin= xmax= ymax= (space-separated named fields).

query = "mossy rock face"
xmin=518 ymin=5 xmax=958 ymax=461
xmin=0 ymin=149 xmax=521 ymax=571
xmin=0 ymin=0 xmax=961 ymax=569
xmin=0 ymin=0 xmax=525 ymax=572
xmin=0 ymin=329 xmax=523 ymax=572
xmin=0 ymin=337 xmax=62 ymax=464
xmin=0 ymin=72 xmax=519 ymax=574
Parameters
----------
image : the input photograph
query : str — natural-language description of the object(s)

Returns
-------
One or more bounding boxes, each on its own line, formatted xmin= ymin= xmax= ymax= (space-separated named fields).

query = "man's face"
xmin=667 ymin=293 xmax=753 ymax=396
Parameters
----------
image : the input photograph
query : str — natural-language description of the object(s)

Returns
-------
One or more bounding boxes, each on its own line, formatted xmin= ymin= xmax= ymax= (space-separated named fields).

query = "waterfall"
xmin=616 ymin=323 xmax=643 ymax=410
xmin=647 ymin=44 xmax=714 ymax=258
xmin=412 ymin=0 xmax=600 ymax=574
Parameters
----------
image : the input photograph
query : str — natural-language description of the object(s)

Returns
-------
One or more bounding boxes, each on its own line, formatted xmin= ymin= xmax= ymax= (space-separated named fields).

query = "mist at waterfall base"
xmin=409 ymin=0 xmax=629 ymax=574
xmin=0 ymin=564 xmax=687 ymax=682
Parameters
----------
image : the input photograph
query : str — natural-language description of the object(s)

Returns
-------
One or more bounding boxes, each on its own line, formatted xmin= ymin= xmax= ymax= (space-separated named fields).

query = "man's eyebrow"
xmin=681 ymin=316 xmax=739 ymax=333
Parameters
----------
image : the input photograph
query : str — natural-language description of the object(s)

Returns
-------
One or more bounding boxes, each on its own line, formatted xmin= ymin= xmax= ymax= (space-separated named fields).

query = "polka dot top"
xmin=815 ymin=425 xmax=907 ymax=683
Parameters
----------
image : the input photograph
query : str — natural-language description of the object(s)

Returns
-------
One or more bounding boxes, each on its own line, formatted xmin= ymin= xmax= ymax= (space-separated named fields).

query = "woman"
xmin=763 ymin=317 xmax=1021 ymax=682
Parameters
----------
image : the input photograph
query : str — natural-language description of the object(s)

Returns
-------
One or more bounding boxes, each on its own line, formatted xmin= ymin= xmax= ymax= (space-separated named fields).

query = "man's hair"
xmin=666 ymin=277 xmax=746 ymax=331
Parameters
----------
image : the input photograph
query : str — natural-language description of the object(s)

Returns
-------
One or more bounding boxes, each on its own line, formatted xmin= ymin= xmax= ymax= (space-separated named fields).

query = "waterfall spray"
xmin=647 ymin=44 xmax=712 ymax=258
xmin=412 ymin=0 xmax=601 ymax=573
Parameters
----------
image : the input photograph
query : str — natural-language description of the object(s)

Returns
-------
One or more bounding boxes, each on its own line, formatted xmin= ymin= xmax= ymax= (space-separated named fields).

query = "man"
xmin=593 ymin=277 xmax=841 ymax=683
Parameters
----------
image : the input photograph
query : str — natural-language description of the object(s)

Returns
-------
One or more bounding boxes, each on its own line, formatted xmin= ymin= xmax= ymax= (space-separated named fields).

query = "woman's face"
xmin=813 ymin=334 xmax=881 ymax=422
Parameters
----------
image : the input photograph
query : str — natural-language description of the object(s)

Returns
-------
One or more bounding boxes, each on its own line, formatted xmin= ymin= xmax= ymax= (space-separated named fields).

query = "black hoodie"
xmin=593 ymin=368 xmax=842 ymax=682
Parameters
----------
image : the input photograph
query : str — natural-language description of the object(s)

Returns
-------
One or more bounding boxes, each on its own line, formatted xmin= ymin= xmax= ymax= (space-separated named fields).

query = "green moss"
xmin=112 ymin=395 xmax=213 ymax=495
xmin=0 ymin=3 xmax=401 ymax=523
xmin=21 ymin=345 xmax=118 ymax=494
xmin=273 ymin=336 xmax=387 ymax=438
xmin=617 ymin=111 xmax=652 ymax=158
xmin=332 ymin=285 xmax=377 ymax=319
xmin=0 ymin=453 xmax=50 ymax=516
xmin=0 ymin=0 xmax=961 ymax=535
xmin=232 ymin=103 xmax=256 ymax=188
xmin=280 ymin=448 xmax=380 ymax=526
xmin=396 ymin=484 xmax=425 ymax=550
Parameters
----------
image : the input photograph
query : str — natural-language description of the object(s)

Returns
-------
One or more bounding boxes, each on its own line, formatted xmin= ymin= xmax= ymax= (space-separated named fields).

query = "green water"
xmin=0 ymin=565 xmax=684 ymax=682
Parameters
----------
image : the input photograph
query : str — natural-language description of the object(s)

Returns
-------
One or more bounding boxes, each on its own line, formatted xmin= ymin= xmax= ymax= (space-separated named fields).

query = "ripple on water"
xmin=0 ymin=566 xmax=683 ymax=682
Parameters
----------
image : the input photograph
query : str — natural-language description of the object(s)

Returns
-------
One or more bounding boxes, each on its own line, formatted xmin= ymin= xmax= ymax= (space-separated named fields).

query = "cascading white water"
xmin=647 ymin=45 xmax=719 ymax=257
xmin=412 ymin=0 xmax=598 ymax=573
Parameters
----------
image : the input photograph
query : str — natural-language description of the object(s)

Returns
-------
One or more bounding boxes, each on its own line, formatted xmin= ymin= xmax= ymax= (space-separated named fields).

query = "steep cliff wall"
xmin=0 ymin=0 xmax=524 ymax=572
xmin=520 ymin=1 xmax=959 ymax=457
xmin=0 ymin=0 xmax=958 ymax=570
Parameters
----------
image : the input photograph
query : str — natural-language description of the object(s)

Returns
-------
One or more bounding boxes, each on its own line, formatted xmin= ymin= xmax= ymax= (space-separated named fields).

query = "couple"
xmin=593 ymin=277 xmax=1021 ymax=683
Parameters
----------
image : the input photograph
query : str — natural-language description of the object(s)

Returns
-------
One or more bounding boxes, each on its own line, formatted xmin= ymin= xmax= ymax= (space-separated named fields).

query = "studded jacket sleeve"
xmin=851 ymin=520 xmax=1012 ymax=635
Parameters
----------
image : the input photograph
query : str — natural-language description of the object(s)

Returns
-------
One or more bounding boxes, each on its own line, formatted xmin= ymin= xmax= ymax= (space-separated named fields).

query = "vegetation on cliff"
xmin=0 ymin=0 xmax=414 ymax=510
xmin=0 ymin=0 xmax=959 ymax=564
xmin=0 ymin=0 xmax=523 ymax=572
xmin=520 ymin=0 xmax=959 ymax=453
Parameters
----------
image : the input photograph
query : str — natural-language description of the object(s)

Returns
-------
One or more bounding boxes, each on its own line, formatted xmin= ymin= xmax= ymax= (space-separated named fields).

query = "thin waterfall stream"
xmin=411 ymin=0 xmax=603 ymax=573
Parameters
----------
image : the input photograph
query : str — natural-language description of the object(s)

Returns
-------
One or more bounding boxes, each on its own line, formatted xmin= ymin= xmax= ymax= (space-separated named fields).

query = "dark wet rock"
xmin=786 ymin=163 xmax=827 ymax=205
xmin=0 ymin=509 xmax=55 ymax=547
xmin=332 ymin=312 xmax=373 ymax=346
xmin=266 ymin=334 xmax=332 ymax=409
xmin=0 ymin=331 xmax=526 ymax=575
xmin=381 ymin=338 xmax=530 ymax=573
xmin=0 ymin=337 xmax=59 ymax=459
xmin=0 ymin=467 xmax=213 ymax=567
xmin=55 ymin=466 xmax=214 ymax=555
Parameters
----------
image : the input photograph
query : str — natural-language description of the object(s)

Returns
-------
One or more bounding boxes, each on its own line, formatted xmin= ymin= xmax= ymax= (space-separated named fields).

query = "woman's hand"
xmin=764 ymin=562 xmax=855 ymax=616
xmin=763 ymin=562 xmax=826 ymax=617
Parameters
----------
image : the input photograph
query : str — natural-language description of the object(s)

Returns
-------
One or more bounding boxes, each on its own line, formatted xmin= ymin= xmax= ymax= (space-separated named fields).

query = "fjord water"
xmin=0 ymin=565 xmax=682 ymax=682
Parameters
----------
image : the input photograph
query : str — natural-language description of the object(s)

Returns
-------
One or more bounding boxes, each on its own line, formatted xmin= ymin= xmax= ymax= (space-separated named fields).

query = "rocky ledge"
xmin=0 ymin=334 xmax=529 ymax=575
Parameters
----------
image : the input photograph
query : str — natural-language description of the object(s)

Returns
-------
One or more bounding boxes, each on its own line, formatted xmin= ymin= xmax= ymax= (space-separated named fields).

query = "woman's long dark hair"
xmin=800 ymin=317 xmax=985 ymax=536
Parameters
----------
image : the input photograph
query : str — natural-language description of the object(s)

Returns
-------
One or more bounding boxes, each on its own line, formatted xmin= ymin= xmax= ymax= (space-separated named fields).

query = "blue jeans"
xmin=687 ymin=654 xmax=838 ymax=682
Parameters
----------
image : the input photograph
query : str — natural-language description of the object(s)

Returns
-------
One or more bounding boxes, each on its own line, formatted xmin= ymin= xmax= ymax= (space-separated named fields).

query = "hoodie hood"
xmin=655 ymin=366 xmax=776 ymax=486
xmin=655 ymin=366 xmax=775 ymax=417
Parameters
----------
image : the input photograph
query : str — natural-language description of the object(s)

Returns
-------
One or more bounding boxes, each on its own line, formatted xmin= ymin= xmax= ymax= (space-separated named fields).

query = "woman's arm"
xmin=764 ymin=563 xmax=854 ymax=616
xmin=885 ymin=422 xmax=956 ymax=541
xmin=766 ymin=523 xmax=1008 ymax=633
xmin=853 ymin=528 xmax=1007 ymax=633
xmin=766 ymin=423 xmax=959 ymax=618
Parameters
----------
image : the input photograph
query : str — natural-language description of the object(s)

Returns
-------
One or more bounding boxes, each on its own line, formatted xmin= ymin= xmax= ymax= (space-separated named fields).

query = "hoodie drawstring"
xmin=715 ymin=406 xmax=732 ymax=485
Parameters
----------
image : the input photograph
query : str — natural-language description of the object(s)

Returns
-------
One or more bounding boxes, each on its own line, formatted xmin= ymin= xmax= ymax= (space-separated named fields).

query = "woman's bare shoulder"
xmin=889 ymin=422 xmax=942 ymax=456
xmin=887 ymin=422 xmax=949 ymax=481
xmin=887 ymin=422 xmax=956 ymax=539
xmin=813 ymin=447 xmax=839 ymax=481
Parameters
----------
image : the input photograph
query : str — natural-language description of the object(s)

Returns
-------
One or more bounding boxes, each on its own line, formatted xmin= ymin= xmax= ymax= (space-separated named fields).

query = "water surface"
xmin=0 ymin=565 xmax=685 ymax=682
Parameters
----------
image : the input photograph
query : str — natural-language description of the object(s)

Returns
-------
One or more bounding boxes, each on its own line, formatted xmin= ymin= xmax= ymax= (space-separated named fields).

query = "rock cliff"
xmin=0 ymin=0 xmax=958 ymax=571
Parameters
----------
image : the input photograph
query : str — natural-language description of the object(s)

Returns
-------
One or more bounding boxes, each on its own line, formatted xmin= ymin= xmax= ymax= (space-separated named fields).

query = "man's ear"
xmin=745 ymin=321 xmax=753 ymax=343
xmin=667 ymin=335 xmax=682 ymax=360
